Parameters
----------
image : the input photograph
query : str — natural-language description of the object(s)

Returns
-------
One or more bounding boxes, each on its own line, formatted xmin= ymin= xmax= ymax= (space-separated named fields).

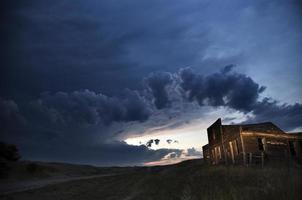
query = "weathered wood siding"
xmin=221 ymin=125 xmax=242 ymax=164
xmin=207 ymin=119 xmax=225 ymax=164
xmin=202 ymin=119 xmax=302 ymax=165
xmin=242 ymin=136 xmax=261 ymax=154
xmin=242 ymin=132 xmax=302 ymax=164
xmin=207 ymin=119 xmax=222 ymax=146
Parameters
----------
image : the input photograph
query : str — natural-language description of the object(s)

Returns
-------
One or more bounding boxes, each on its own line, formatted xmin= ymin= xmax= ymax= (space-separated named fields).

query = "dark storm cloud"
xmin=19 ymin=89 xmax=151 ymax=148
xmin=1 ymin=65 xmax=302 ymax=165
xmin=28 ymin=89 xmax=150 ymax=126
xmin=1 ymin=0 xmax=302 ymax=165
xmin=0 ymin=92 xmax=181 ymax=166
xmin=144 ymin=72 xmax=173 ymax=109
xmin=246 ymin=98 xmax=302 ymax=131
xmin=0 ymin=0 xmax=132 ymax=98
xmin=0 ymin=0 xmax=207 ymax=100
xmin=2 ymin=0 xmax=301 ymax=103
xmin=0 ymin=98 xmax=25 ymax=132
xmin=220 ymin=64 xmax=235 ymax=74
xmin=179 ymin=66 xmax=266 ymax=112
xmin=145 ymin=139 xmax=160 ymax=147
xmin=146 ymin=140 xmax=154 ymax=148
xmin=0 ymin=98 xmax=20 ymax=127
xmin=177 ymin=66 xmax=302 ymax=130
xmin=22 ymin=140 xmax=182 ymax=166
xmin=166 ymin=139 xmax=179 ymax=144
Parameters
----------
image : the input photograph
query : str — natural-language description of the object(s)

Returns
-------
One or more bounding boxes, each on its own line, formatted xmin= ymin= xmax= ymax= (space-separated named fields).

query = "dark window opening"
xmin=258 ymin=138 xmax=264 ymax=151
xmin=289 ymin=141 xmax=296 ymax=156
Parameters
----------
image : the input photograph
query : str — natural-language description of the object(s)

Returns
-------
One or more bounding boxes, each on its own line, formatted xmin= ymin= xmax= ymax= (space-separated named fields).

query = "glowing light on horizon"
xmin=144 ymin=151 xmax=201 ymax=166
xmin=124 ymin=107 xmax=247 ymax=166
xmin=124 ymin=118 xmax=210 ymax=150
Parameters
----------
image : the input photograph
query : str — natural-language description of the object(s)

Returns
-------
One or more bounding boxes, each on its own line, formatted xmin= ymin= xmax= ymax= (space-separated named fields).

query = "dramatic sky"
xmin=1 ymin=0 xmax=302 ymax=166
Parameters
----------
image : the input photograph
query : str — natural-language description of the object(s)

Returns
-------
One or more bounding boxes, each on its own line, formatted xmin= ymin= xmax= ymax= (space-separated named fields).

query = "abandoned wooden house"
xmin=202 ymin=118 xmax=302 ymax=165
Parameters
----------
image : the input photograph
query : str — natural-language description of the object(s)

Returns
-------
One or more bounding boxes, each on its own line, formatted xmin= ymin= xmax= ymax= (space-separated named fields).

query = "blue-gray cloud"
xmin=21 ymin=140 xmax=183 ymax=166
xmin=178 ymin=66 xmax=302 ymax=130
xmin=1 ymin=65 xmax=302 ymax=166
xmin=179 ymin=66 xmax=266 ymax=112
xmin=0 ymin=98 xmax=25 ymax=142
xmin=246 ymin=98 xmax=302 ymax=131
xmin=1 ymin=0 xmax=302 ymax=165
xmin=186 ymin=147 xmax=202 ymax=157
xmin=1 ymin=0 xmax=301 ymax=103
xmin=35 ymin=89 xmax=149 ymax=123
xmin=144 ymin=72 xmax=173 ymax=109
xmin=0 ymin=0 xmax=206 ymax=99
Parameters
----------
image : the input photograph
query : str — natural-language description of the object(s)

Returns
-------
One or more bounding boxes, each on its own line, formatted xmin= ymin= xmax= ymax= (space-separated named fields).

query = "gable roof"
xmin=220 ymin=121 xmax=285 ymax=134
xmin=208 ymin=118 xmax=301 ymax=135
xmin=240 ymin=122 xmax=285 ymax=134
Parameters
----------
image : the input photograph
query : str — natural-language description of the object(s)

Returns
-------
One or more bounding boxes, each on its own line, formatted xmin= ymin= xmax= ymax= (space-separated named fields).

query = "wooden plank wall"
xmin=222 ymin=126 xmax=242 ymax=164
xmin=241 ymin=134 xmax=302 ymax=164
xmin=205 ymin=122 xmax=302 ymax=165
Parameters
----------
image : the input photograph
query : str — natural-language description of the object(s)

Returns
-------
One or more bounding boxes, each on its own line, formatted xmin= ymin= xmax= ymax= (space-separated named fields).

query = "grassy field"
xmin=1 ymin=159 xmax=302 ymax=200
xmin=1 ymin=160 xmax=135 ymax=181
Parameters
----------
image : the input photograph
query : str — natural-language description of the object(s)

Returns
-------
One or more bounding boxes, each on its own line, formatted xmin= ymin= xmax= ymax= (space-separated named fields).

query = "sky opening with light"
xmin=1 ymin=0 xmax=302 ymax=166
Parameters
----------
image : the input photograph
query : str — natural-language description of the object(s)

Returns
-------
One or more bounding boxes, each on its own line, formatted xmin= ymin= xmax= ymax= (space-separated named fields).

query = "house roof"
xmin=240 ymin=122 xmax=285 ymax=134
xmin=208 ymin=118 xmax=302 ymax=137
xmin=286 ymin=132 xmax=302 ymax=136
xmin=222 ymin=122 xmax=285 ymax=134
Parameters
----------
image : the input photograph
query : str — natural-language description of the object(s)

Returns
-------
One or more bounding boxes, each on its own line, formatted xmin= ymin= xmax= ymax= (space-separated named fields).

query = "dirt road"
xmin=0 ymin=173 xmax=115 ymax=195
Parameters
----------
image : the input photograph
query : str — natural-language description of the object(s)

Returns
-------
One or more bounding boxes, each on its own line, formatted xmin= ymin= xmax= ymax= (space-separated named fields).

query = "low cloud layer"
xmin=144 ymin=148 xmax=202 ymax=166
xmin=22 ymin=140 xmax=182 ymax=166
xmin=1 ymin=66 xmax=302 ymax=165
xmin=186 ymin=147 xmax=202 ymax=157
xmin=29 ymin=89 xmax=150 ymax=126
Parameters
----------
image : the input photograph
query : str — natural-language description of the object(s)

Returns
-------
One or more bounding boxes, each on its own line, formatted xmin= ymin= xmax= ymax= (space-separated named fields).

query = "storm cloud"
xmin=0 ymin=90 xmax=155 ymax=166
xmin=0 ymin=98 xmax=25 ymax=143
xmin=1 ymin=0 xmax=301 ymax=165
xmin=2 ymin=0 xmax=301 ymax=103
xmin=247 ymin=98 xmax=302 ymax=131
xmin=0 ymin=98 xmax=22 ymax=129
xmin=22 ymin=140 xmax=182 ymax=166
xmin=144 ymin=72 xmax=173 ymax=109
xmin=177 ymin=66 xmax=302 ymax=131
xmin=32 ymin=89 xmax=150 ymax=125
xmin=145 ymin=139 xmax=161 ymax=147
xmin=179 ymin=65 xmax=266 ymax=112
xmin=1 ymin=65 xmax=302 ymax=165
